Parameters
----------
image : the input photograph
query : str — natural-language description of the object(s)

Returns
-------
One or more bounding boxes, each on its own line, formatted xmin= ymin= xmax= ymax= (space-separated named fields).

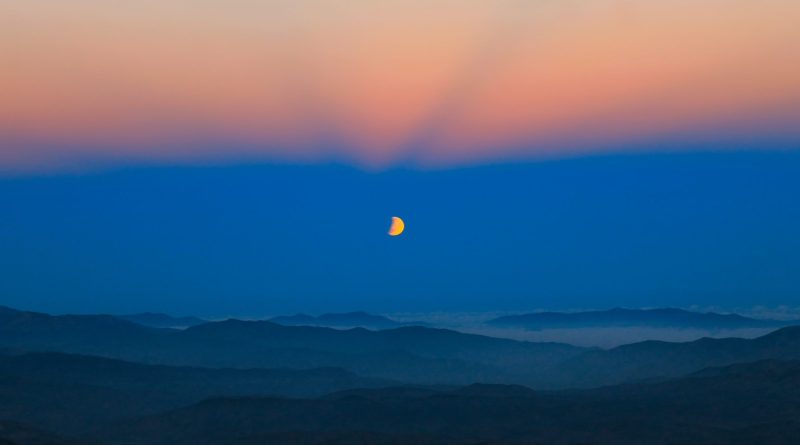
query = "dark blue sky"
xmin=1 ymin=150 xmax=799 ymax=317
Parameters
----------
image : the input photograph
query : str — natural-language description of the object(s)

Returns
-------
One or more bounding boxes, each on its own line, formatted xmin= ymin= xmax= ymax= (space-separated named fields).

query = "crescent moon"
xmin=388 ymin=216 xmax=405 ymax=236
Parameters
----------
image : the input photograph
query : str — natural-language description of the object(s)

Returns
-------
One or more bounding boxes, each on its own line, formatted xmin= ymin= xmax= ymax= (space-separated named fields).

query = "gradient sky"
xmin=2 ymin=0 xmax=799 ymax=172
xmin=1 ymin=1 xmax=799 ymax=316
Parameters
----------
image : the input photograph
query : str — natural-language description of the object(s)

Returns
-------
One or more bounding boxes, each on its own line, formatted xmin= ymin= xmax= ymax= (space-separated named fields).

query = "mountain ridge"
xmin=0 ymin=349 xmax=393 ymax=434
xmin=0 ymin=306 xmax=585 ymax=386
xmin=98 ymin=359 xmax=800 ymax=445
xmin=4 ymin=305 xmax=800 ymax=389
xmin=269 ymin=311 xmax=418 ymax=329
xmin=117 ymin=312 xmax=206 ymax=329
xmin=487 ymin=307 xmax=798 ymax=329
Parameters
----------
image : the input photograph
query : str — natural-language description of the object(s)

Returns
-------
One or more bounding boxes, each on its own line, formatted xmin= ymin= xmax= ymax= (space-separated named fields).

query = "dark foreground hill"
xmin=98 ymin=359 xmax=800 ymax=445
xmin=0 ymin=306 xmax=584 ymax=386
xmin=488 ymin=307 xmax=797 ymax=330
xmin=0 ymin=351 xmax=392 ymax=433
xmin=0 ymin=420 xmax=90 ymax=445
xmin=0 ymin=351 xmax=389 ymax=398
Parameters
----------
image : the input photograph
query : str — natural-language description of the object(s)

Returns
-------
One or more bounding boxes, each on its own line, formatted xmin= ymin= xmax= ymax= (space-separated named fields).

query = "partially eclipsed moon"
xmin=388 ymin=216 xmax=405 ymax=236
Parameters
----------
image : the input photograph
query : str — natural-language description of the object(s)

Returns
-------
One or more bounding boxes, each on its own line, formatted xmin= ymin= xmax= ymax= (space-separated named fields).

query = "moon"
xmin=388 ymin=216 xmax=405 ymax=236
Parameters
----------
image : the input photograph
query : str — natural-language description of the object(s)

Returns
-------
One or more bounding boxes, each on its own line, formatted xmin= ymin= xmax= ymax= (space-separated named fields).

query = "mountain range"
xmin=116 ymin=313 xmax=206 ymax=329
xmin=268 ymin=311 xmax=416 ymax=330
xmin=2 ymin=349 xmax=799 ymax=444
xmin=2 ymin=305 xmax=800 ymax=444
xmin=487 ymin=307 xmax=798 ymax=330
xmin=0 ymin=306 xmax=583 ymax=386
xmin=0 ymin=350 xmax=391 ymax=434
xmin=549 ymin=324 xmax=800 ymax=387
xmin=4 ymin=305 xmax=800 ymax=388
xmin=96 ymin=359 xmax=800 ymax=445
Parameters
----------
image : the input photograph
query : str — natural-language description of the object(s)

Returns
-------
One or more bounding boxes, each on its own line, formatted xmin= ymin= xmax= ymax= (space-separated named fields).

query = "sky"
xmin=2 ymin=152 xmax=799 ymax=316
xmin=1 ymin=0 xmax=799 ymax=172
xmin=1 ymin=1 xmax=799 ymax=316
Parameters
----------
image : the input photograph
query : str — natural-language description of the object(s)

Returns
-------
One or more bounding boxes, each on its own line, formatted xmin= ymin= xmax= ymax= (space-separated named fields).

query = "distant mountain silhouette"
xmin=488 ymin=307 xmax=797 ymax=329
xmin=99 ymin=359 xmax=800 ymax=445
xmin=117 ymin=312 xmax=206 ymax=329
xmin=0 ymin=350 xmax=391 ymax=434
xmin=551 ymin=325 xmax=800 ymax=387
xmin=269 ymin=311 xmax=420 ymax=330
xmin=5 ymin=305 xmax=800 ymax=389
xmin=0 ymin=306 xmax=584 ymax=386
xmin=174 ymin=320 xmax=584 ymax=384
xmin=0 ymin=305 xmax=163 ymax=357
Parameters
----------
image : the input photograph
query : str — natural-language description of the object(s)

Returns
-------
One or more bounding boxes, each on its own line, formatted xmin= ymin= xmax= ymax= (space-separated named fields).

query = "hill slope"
xmin=100 ymin=359 xmax=800 ymax=445
xmin=0 ymin=351 xmax=391 ymax=433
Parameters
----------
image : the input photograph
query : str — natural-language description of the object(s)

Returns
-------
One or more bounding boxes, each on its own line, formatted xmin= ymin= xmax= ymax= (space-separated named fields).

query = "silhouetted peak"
xmin=118 ymin=312 xmax=206 ymax=329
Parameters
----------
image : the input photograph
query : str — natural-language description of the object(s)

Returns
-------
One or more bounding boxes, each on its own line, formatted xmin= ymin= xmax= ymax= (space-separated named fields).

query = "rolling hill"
xmin=0 ymin=306 xmax=584 ymax=386
xmin=0 ymin=350 xmax=391 ymax=433
xmin=487 ymin=307 xmax=797 ymax=330
xmin=4 ymin=305 xmax=800 ymax=389
xmin=98 ymin=359 xmax=800 ymax=445
xmin=551 ymin=325 xmax=800 ymax=387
